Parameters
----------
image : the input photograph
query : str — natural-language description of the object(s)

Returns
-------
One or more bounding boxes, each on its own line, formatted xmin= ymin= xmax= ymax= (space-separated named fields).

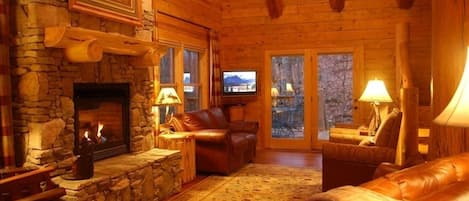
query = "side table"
xmin=158 ymin=132 xmax=196 ymax=184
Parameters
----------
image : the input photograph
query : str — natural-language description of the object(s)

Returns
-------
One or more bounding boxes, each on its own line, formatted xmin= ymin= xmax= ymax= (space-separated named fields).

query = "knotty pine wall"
xmin=220 ymin=0 xmax=432 ymax=147
xmin=429 ymin=0 xmax=469 ymax=159
xmin=154 ymin=0 xmax=222 ymax=30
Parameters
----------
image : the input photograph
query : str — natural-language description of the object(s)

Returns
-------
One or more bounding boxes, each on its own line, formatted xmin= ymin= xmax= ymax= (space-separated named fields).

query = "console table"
xmin=158 ymin=132 xmax=196 ymax=184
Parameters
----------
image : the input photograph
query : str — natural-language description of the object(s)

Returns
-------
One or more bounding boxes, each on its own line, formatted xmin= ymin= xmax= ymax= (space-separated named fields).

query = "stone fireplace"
xmin=74 ymin=83 xmax=130 ymax=160
xmin=9 ymin=1 xmax=182 ymax=200
xmin=10 ymin=1 xmax=157 ymax=174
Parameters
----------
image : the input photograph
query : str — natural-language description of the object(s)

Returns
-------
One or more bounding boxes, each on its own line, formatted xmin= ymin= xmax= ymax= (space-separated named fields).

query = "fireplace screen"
xmin=74 ymin=83 xmax=130 ymax=160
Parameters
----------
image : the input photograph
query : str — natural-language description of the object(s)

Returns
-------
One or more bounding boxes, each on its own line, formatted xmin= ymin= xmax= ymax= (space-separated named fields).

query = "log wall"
xmin=154 ymin=0 xmax=222 ymax=29
xmin=429 ymin=0 xmax=469 ymax=159
xmin=220 ymin=0 xmax=432 ymax=147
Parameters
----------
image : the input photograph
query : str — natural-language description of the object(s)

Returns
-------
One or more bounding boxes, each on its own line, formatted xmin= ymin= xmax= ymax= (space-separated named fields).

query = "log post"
xmin=329 ymin=0 xmax=345 ymax=12
xmin=64 ymin=39 xmax=103 ymax=63
xmin=395 ymin=22 xmax=421 ymax=165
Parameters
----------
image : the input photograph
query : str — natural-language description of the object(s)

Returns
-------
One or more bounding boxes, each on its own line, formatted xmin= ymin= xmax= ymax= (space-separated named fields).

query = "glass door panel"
xmin=271 ymin=56 xmax=305 ymax=139
xmin=317 ymin=53 xmax=354 ymax=141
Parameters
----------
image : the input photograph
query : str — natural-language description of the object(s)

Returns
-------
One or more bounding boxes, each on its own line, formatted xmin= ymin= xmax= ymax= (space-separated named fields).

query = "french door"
xmin=264 ymin=48 xmax=364 ymax=150
xmin=264 ymin=50 xmax=313 ymax=149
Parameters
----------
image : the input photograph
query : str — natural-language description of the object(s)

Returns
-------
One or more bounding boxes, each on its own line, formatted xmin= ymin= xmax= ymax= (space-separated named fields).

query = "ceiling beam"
xmin=329 ymin=0 xmax=345 ymax=12
xmin=396 ymin=0 xmax=415 ymax=9
xmin=266 ymin=0 xmax=284 ymax=19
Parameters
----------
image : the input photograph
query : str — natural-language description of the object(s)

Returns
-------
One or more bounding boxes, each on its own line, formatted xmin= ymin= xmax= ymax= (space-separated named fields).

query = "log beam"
xmin=266 ymin=0 xmax=284 ymax=19
xmin=130 ymin=49 xmax=160 ymax=67
xmin=45 ymin=26 xmax=160 ymax=64
xmin=396 ymin=0 xmax=414 ymax=9
xmin=64 ymin=39 xmax=103 ymax=63
xmin=329 ymin=0 xmax=345 ymax=12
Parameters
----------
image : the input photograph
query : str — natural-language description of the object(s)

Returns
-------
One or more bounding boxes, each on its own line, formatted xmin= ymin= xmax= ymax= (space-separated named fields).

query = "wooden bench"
xmin=0 ymin=166 xmax=65 ymax=201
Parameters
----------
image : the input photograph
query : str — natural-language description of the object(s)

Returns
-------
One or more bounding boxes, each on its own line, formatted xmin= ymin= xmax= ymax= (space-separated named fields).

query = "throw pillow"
xmin=374 ymin=108 xmax=402 ymax=148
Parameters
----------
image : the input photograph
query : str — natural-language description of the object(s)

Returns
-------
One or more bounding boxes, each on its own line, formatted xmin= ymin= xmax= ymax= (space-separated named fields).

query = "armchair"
xmin=322 ymin=108 xmax=402 ymax=191
xmin=168 ymin=107 xmax=258 ymax=175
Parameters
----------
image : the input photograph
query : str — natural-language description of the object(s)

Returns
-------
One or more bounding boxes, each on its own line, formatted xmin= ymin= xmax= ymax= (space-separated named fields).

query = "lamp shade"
xmin=271 ymin=87 xmax=279 ymax=97
xmin=155 ymin=87 xmax=182 ymax=105
xmin=286 ymin=83 xmax=294 ymax=93
xmin=434 ymin=47 xmax=469 ymax=127
xmin=359 ymin=79 xmax=393 ymax=103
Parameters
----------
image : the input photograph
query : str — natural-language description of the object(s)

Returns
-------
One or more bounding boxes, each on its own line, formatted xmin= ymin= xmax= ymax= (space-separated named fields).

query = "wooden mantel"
xmin=44 ymin=26 xmax=163 ymax=66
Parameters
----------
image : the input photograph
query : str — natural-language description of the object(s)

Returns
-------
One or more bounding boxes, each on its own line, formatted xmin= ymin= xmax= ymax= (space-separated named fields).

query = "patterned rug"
xmin=168 ymin=163 xmax=322 ymax=201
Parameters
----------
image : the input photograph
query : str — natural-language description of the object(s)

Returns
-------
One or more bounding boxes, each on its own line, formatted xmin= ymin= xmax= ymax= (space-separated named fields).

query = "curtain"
xmin=0 ymin=0 xmax=15 ymax=168
xmin=209 ymin=30 xmax=222 ymax=107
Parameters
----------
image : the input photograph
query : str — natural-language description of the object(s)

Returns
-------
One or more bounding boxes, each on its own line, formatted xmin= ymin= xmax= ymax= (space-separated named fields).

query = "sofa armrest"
xmin=323 ymin=142 xmax=395 ymax=165
xmin=228 ymin=121 xmax=259 ymax=133
xmin=192 ymin=129 xmax=230 ymax=144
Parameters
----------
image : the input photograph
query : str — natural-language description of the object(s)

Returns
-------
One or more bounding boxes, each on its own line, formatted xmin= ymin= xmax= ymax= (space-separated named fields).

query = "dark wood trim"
xmin=396 ymin=0 xmax=415 ymax=9
xmin=329 ymin=0 xmax=345 ymax=12
xmin=266 ymin=0 xmax=284 ymax=19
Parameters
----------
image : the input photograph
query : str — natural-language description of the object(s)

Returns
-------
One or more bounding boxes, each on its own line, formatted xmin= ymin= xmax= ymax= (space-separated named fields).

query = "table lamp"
xmin=155 ymin=87 xmax=182 ymax=130
xmin=359 ymin=79 xmax=393 ymax=132
xmin=434 ymin=47 xmax=469 ymax=127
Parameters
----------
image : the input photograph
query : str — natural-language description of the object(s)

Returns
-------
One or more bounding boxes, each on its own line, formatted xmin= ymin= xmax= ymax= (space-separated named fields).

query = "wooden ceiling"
xmin=265 ymin=0 xmax=415 ymax=18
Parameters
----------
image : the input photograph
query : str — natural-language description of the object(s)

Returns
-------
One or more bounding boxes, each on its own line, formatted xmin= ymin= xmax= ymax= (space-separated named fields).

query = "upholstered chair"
xmin=322 ymin=108 xmax=402 ymax=191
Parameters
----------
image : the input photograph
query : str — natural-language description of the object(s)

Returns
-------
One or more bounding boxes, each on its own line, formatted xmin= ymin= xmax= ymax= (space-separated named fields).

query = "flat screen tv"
xmin=222 ymin=70 xmax=257 ymax=96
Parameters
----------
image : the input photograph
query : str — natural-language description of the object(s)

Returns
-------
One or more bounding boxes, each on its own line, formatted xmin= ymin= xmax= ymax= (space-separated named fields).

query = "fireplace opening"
xmin=73 ymin=83 xmax=130 ymax=161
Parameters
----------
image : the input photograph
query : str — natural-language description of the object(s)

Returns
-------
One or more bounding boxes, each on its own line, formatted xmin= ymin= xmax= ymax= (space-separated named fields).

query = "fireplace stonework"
xmin=10 ymin=1 xmax=181 ymax=200
xmin=12 ymin=0 xmax=155 ymax=171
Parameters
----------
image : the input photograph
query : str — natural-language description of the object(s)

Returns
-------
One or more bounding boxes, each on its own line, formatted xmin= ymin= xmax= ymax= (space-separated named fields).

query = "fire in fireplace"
xmin=73 ymin=83 xmax=130 ymax=160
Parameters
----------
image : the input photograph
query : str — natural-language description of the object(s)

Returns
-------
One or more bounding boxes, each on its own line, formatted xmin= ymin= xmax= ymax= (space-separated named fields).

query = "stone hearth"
xmin=53 ymin=149 xmax=182 ymax=201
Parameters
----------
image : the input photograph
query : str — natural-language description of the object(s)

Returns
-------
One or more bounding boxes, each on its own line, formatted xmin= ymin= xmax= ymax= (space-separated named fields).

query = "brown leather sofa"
xmin=322 ymin=108 xmax=402 ymax=191
xmin=168 ymin=107 xmax=258 ymax=175
xmin=308 ymin=152 xmax=469 ymax=201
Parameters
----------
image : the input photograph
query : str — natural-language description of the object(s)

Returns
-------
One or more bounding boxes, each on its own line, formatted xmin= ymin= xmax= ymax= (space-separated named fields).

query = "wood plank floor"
xmin=165 ymin=149 xmax=322 ymax=200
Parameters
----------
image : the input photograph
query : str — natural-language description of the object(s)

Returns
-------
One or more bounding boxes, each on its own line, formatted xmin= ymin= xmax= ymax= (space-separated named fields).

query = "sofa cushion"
xmin=415 ymin=181 xmax=469 ymax=201
xmin=182 ymin=111 xmax=211 ymax=131
xmin=307 ymin=186 xmax=399 ymax=201
xmin=375 ymin=108 xmax=402 ymax=148
xmin=207 ymin=107 xmax=229 ymax=128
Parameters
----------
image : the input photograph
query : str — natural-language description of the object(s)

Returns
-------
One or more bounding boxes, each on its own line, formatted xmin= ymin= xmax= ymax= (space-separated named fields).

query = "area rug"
xmin=168 ymin=163 xmax=322 ymax=201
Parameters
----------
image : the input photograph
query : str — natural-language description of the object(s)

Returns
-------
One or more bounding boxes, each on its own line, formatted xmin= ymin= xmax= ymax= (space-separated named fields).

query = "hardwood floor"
xmin=254 ymin=148 xmax=322 ymax=169
xmin=166 ymin=149 xmax=323 ymax=200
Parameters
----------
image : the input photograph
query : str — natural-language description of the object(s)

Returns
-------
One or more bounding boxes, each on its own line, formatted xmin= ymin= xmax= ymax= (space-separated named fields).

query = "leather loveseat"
xmin=168 ymin=107 xmax=258 ymax=175
xmin=309 ymin=152 xmax=469 ymax=201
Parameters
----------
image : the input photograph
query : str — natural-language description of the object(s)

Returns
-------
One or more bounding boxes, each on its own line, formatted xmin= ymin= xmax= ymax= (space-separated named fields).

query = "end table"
xmin=158 ymin=132 xmax=196 ymax=184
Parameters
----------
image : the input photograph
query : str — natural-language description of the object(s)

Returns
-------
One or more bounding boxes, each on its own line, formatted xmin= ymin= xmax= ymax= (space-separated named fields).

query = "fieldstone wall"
xmin=10 ymin=0 xmax=157 ymax=174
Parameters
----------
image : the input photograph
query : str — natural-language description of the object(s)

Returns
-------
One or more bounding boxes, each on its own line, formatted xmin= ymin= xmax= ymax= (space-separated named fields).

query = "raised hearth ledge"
xmin=52 ymin=148 xmax=182 ymax=201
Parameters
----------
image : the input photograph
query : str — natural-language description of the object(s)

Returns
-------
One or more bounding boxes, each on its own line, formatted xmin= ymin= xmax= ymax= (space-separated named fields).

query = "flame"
xmin=84 ymin=130 xmax=89 ymax=139
xmin=97 ymin=122 xmax=104 ymax=138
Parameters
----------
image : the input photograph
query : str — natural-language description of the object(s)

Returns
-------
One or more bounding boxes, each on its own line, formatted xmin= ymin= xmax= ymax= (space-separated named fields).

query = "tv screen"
xmin=222 ymin=70 xmax=257 ymax=96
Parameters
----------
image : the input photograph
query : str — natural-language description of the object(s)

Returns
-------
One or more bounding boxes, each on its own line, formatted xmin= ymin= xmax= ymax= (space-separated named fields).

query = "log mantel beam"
xmin=329 ymin=0 xmax=345 ymax=12
xmin=44 ymin=26 xmax=160 ymax=65
xmin=396 ymin=0 xmax=415 ymax=9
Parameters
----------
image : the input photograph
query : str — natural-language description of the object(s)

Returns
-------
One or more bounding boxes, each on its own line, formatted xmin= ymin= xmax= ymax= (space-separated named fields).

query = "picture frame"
xmin=69 ymin=0 xmax=143 ymax=26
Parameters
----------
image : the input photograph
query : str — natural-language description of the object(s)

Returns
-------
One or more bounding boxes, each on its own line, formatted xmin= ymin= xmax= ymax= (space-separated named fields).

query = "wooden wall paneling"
xmin=154 ymin=0 xmax=222 ymax=30
xmin=429 ymin=0 xmax=469 ymax=159
xmin=157 ymin=13 xmax=209 ymax=49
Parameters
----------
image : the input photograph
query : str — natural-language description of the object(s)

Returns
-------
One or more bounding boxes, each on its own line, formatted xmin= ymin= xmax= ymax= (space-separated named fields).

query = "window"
xmin=183 ymin=49 xmax=201 ymax=112
xmin=159 ymin=48 xmax=176 ymax=123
